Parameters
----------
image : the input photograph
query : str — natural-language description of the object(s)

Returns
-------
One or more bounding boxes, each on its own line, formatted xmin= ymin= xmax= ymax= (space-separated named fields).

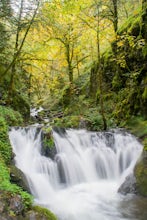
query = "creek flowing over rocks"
xmin=9 ymin=127 xmax=147 ymax=220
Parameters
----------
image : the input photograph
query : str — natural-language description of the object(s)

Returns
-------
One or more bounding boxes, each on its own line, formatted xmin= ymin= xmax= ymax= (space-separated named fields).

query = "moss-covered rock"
xmin=0 ymin=190 xmax=57 ymax=220
xmin=0 ymin=115 xmax=12 ymax=164
xmin=9 ymin=165 xmax=30 ymax=193
xmin=11 ymin=91 xmax=30 ymax=120
xmin=135 ymin=143 xmax=147 ymax=197
xmin=30 ymin=206 xmax=57 ymax=220
xmin=41 ymin=127 xmax=57 ymax=159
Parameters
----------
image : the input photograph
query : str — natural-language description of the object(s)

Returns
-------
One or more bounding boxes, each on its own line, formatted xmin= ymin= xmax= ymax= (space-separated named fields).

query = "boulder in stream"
xmin=9 ymin=165 xmax=31 ymax=193
xmin=118 ymin=173 xmax=137 ymax=195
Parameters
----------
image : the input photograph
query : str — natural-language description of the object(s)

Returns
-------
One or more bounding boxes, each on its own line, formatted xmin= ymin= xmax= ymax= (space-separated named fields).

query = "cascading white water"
xmin=9 ymin=127 xmax=143 ymax=220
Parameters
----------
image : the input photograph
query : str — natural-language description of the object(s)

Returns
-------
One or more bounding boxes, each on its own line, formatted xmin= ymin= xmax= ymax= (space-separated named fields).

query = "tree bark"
xmin=142 ymin=0 xmax=147 ymax=42
xmin=0 ymin=0 xmax=40 ymax=83
xmin=112 ymin=0 xmax=118 ymax=34
xmin=96 ymin=3 xmax=107 ymax=130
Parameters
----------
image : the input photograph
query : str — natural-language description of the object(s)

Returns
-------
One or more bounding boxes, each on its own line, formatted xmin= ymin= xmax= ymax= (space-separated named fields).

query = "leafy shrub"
xmin=0 ymin=116 xmax=12 ymax=163
xmin=0 ymin=106 xmax=23 ymax=126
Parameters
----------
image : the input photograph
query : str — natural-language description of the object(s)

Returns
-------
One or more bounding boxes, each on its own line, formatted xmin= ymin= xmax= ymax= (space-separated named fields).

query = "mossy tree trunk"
xmin=96 ymin=2 xmax=107 ymax=131
xmin=1 ymin=1 xmax=40 ymax=103
xmin=65 ymin=41 xmax=74 ymax=84
xmin=8 ymin=0 xmax=24 ymax=104
xmin=142 ymin=0 xmax=147 ymax=42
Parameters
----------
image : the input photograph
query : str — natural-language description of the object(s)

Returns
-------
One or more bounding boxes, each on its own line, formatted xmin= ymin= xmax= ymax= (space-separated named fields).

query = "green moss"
xmin=0 ymin=116 xmax=12 ymax=164
xmin=11 ymin=92 xmax=30 ymax=120
xmin=62 ymin=85 xmax=71 ymax=107
xmin=142 ymin=44 xmax=147 ymax=57
xmin=0 ymin=159 xmax=33 ymax=210
xmin=0 ymin=106 xmax=24 ymax=164
xmin=0 ymin=105 xmax=32 ymax=210
xmin=42 ymin=127 xmax=54 ymax=150
xmin=0 ymin=106 xmax=23 ymax=126
xmin=143 ymin=138 xmax=147 ymax=151
xmin=135 ymin=159 xmax=147 ymax=197
xmin=52 ymin=115 xmax=80 ymax=128
xmin=125 ymin=116 xmax=147 ymax=139
xmin=33 ymin=206 xmax=57 ymax=220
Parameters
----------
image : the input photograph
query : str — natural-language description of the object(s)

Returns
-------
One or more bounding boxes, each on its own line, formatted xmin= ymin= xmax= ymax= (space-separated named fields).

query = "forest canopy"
xmin=0 ymin=0 xmax=146 ymax=130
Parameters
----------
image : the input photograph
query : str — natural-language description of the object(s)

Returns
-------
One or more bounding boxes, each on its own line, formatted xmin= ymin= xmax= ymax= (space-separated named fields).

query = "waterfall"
xmin=9 ymin=127 xmax=143 ymax=220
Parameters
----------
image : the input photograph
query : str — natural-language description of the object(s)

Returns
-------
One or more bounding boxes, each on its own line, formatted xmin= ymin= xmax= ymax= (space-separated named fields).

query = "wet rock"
xmin=41 ymin=128 xmax=57 ymax=160
xmin=53 ymin=127 xmax=66 ymax=137
xmin=0 ymin=190 xmax=57 ymax=220
xmin=0 ymin=190 xmax=24 ymax=219
xmin=103 ymin=132 xmax=115 ymax=149
xmin=10 ymin=165 xmax=31 ymax=193
xmin=0 ymin=201 xmax=5 ymax=213
xmin=9 ymin=195 xmax=24 ymax=215
xmin=134 ymin=149 xmax=147 ymax=197
xmin=118 ymin=173 xmax=137 ymax=195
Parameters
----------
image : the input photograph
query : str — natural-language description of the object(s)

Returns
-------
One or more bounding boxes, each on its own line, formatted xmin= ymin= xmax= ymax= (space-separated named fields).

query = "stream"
xmin=9 ymin=127 xmax=147 ymax=220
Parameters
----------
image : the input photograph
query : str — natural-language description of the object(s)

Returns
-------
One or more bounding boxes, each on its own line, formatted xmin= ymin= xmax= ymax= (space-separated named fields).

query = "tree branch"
xmin=0 ymin=1 xmax=40 ymax=81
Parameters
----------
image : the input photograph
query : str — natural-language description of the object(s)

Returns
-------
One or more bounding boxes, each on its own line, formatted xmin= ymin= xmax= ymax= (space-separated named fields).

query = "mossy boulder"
xmin=10 ymin=91 xmax=30 ymax=120
xmin=134 ymin=144 xmax=147 ymax=197
xmin=0 ymin=190 xmax=25 ymax=219
xmin=41 ymin=127 xmax=57 ymax=160
xmin=118 ymin=173 xmax=137 ymax=195
xmin=0 ymin=190 xmax=57 ymax=220
xmin=29 ymin=206 xmax=57 ymax=220
xmin=9 ymin=165 xmax=30 ymax=193
xmin=0 ymin=116 xmax=12 ymax=164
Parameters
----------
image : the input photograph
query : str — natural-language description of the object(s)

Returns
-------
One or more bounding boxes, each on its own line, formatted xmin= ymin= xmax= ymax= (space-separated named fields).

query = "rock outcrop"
xmin=118 ymin=173 xmax=137 ymax=195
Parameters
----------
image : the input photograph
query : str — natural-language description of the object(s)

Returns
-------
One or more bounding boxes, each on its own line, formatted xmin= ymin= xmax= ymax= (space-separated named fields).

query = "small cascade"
xmin=9 ymin=127 xmax=143 ymax=220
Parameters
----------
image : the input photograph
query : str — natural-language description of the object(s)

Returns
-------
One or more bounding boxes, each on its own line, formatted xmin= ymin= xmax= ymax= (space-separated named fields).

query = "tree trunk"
xmin=68 ymin=64 xmax=73 ymax=84
xmin=7 ymin=0 xmax=24 ymax=103
xmin=65 ymin=42 xmax=73 ymax=84
xmin=96 ymin=3 xmax=107 ymax=131
xmin=112 ymin=0 xmax=118 ymax=34
xmin=142 ymin=0 xmax=147 ymax=42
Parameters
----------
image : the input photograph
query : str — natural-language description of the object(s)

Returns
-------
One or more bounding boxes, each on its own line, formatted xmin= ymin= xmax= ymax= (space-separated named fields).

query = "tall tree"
xmin=40 ymin=0 xmax=85 ymax=85
xmin=80 ymin=0 xmax=108 ymax=130
xmin=0 ymin=0 xmax=12 ymax=67
xmin=0 ymin=0 xmax=40 ymax=102
xmin=94 ymin=0 xmax=107 ymax=130
xmin=142 ymin=0 xmax=147 ymax=42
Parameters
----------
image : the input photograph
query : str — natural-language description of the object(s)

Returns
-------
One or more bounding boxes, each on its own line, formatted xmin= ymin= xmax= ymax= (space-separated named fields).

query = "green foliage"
xmin=143 ymin=138 xmax=147 ymax=151
xmin=33 ymin=206 xmax=57 ymax=220
xmin=0 ymin=159 xmax=10 ymax=182
xmin=62 ymin=85 xmax=71 ymax=107
xmin=42 ymin=127 xmax=55 ymax=154
xmin=83 ymin=107 xmax=103 ymax=131
xmin=0 ymin=105 xmax=32 ymax=210
xmin=53 ymin=115 xmax=80 ymax=128
xmin=0 ymin=106 xmax=23 ymax=126
xmin=11 ymin=92 xmax=30 ymax=120
xmin=43 ymin=136 xmax=54 ymax=150
xmin=118 ymin=7 xmax=142 ymax=35
xmin=125 ymin=116 xmax=147 ymax=139
xmin=0 ymin=116 xmax=11 ymax=163
xmin=135 ymin=159 xmax=147 ymax=197
xmin=0 ymin=106 xmax=23 ymax=164
xmin=142 ymin=86 xmax=147 ymax=100
xmin=142 ymin=44 xmax=147 ymax=57
xmin=0 ymin=140 xmax=11 ymax=164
